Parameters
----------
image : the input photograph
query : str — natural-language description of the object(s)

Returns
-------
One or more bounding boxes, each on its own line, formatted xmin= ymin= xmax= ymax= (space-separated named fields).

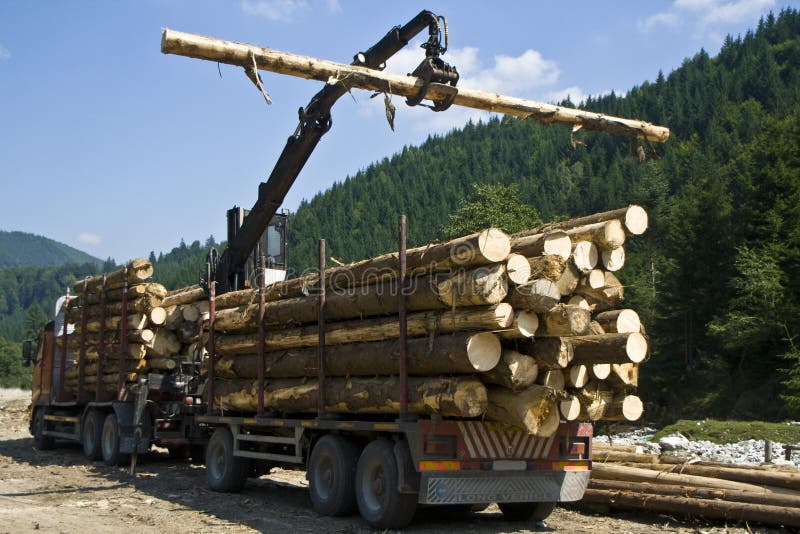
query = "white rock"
xmin=659 ymin=433 xmax=690 ymax=451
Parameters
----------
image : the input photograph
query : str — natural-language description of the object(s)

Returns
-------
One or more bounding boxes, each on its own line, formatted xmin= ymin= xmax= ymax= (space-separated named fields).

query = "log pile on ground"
xmin=201 ymin=205 xmax=650 ymax=435
xmin=577 ymin=443 xmax=800 ymax=528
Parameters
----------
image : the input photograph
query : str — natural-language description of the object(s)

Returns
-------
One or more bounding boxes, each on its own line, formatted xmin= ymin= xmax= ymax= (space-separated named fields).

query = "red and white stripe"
xmin=456 ymin=421 xmax=556 ymax=460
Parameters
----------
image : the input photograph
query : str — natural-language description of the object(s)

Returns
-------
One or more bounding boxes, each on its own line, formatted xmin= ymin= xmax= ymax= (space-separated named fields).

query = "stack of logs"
xmin=202 ymin=205 xmax=649 ymax=436
xmin=61 ymin=261 xmax=207 ymax=395
xmin=579 ymin=443 xmax=800 ymax=528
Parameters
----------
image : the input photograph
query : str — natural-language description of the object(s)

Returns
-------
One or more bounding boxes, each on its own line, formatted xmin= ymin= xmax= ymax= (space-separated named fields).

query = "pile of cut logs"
xmin=203 ymin=205 xmax=649 ymax=436
xmin=61 ymin=260 xmax=206 ymax=395
xmin=579 ymin=443 xmax=800 ymax=528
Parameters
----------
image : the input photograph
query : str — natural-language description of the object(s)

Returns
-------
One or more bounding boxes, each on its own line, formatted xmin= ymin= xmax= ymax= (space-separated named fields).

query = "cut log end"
xmin=591 ymin=363 xmax=612 ymax=380
xmin=559 ymin=396 xmax=581 ymax=421
xmin=573 ymin=241 xmax=599 ymax=273
xmin=625 ymin=205 xmax=649 ymax=235
xmin=567 ymin=365 xmax=589 ymax=388
xmin=606 ymin=394 xmax=644 ymax=422
xmin=602 ymin=247 xmax=626 ymax=272
xmin=543 ymin=232 xmax=572 ymax=260
xmin=506 ymin=254 xmax=532 ymax=285
xmin=476 ymin=228 xmax=512 ymax=263
xmin=515 ymin=311 xmax=539 ymax=338
xmin=466 ymin=332 xmax=502 ymax=372
xmin=627 ymin=333 xmax=648 ymax=363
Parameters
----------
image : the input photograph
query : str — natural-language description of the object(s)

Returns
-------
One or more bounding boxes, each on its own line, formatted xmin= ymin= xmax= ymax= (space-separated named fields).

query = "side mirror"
xmin=22 ymin=339 xmax=33 ymax=367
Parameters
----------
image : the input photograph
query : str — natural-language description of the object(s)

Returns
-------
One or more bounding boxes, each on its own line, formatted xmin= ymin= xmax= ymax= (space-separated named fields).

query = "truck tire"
xmin=499 ymin=501 xmax=556 ymax=522
xmin=206 ymin=427 xmax=249 ymax=492
xmin=101 ymin=413 xmax=128 ymax=466
xmin=82 ymin=410 xmax=103 ymax=460
xmin=32 ymin=408 xmax=55 ymax=451
xmin=355 ymin=439 xmax=417 ymax=529
xmin=308 ymin=435 xmax=359 ymax=516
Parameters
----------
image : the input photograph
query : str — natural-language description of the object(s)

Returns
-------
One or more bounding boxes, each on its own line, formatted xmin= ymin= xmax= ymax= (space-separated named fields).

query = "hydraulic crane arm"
xmin=213 ymin=10 xmax=450 ymax=293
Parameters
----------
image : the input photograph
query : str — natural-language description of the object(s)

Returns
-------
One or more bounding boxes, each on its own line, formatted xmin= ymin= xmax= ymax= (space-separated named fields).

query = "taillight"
xmin=423 ymin=435 xmax=457 ymax=459
xmin=560 ymin=436 xmax=589 ymax=459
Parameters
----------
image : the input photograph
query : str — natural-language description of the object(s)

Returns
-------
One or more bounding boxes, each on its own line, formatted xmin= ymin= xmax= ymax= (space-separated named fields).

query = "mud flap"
xmin=112 ymin=402 xmax=151 ymax=454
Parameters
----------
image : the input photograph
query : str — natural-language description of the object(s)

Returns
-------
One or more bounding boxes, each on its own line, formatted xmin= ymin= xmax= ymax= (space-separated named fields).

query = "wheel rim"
xmin=314 ymin=454 xmax=334 ymax=501
xmin=102 ymin=417 xmax=116 ymax=459
xmin=83 ymin=416 xmax=95 ymax=451
xmin=360 ymin=463 xmax=387 ymax=514
xmin=209 ymin=441 xmax=225 ymax=480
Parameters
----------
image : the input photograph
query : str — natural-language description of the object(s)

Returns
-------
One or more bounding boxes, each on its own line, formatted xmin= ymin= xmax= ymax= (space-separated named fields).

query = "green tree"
xmin=23 ymin=303 xmax=47 ymax=340
xmin=0 ymin=336 xmax=30 ymax=389
xmin=441 ymin=183 xmax=542 ymax=239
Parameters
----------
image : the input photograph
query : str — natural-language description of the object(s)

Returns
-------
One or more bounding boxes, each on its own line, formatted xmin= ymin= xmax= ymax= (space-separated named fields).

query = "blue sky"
xmin=1 ymin=0 xmax=798 ymax=262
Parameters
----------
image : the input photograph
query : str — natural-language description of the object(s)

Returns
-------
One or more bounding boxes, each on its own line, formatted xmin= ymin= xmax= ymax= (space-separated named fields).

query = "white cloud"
xmin=702 ymin=0 xmax=775 ymax=24
xmin=637 ymin=12 xmax=679 ymax=32
xmin=241 ymin=0 xmax=308 ymax=21
xmin=78 ymin=233 xmax=102 ymax=246
xmin=546 ymin=86 xmax=587 ymax=105
xmin=0 ymin=44 xmax=10 ymax=61
xmin=325 ymin=0 xmax=341 ymax=13
xmin=638 ymin=0 xmax=776 ymax=35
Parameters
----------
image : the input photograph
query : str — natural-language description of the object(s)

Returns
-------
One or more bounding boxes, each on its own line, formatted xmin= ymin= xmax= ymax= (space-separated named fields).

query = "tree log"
xmin=67 ymin=295 xmax=163 ymax=321
xmin=590 ymin=463 xmax=778 ymax=493
xmin=146 ymin=328 xmax=181 ymax=357
xmin=149 ymin=358 xmax=178 ymax=371
xmin=601 ymin=247 xmax=625 ymax=272
xmin=77 ymin=343 xmax=147 ymax=360
xmin=505 ymin=254 xmax=531 ymax=286
xmin=564 ymin=220 xmax=626 ymax=251
xmin=515 ymin=206 xmax=649 ymax=238
xmin=606 ymin=363 xmax=639 ymax=388
xmin=569 ymin=333 xmax=648 ymax=365
xmin=162 ymin=285 xmax=206 ymax=307
xmin=164 ymin=305 xmax=184 ymax=329
xmin=625 ymin=463 xmax=800 ymax=492
xmin=566 ymin=365 xmax=589 ymax=388
xmin=536 ymin=369 xmax=565 ymax=391
xmin=436 ymin=264 xmax=508 ymax=307
xmin=580 ymin=488 xmax=800 ymax=527
xmin=213 ymin=376 xmax=487 ymax=417
xmin=65 ymin=329 xmax=154 ymax=346
xmin=486 ymin=385 xmax=560 ymax=436
xmin=559 ymin=395 xmax=581 ymax=421
xmin=162 ymin=30 xmax=669 ymax=142
xmin=77 ymin=283 xmax=168 ymax=305
xmin=182 ymin=304 xmax=200 ymax=322
xmin=556 ymin=262 xmax=581 ymax=297
xmin=213 ymin=304 xmax=513 ymax=355
xmin=510 ymin=231 xmax=572 ymax=260
xmin=515 ymin=338 xmax=573 ymax=369
xmin=73 ymin=259 xmax=153 ymax=293
xmin=76 ymin=313 xmax=149 ymax=333
xmin=567 ymin=295 xmax=591 ymax=310
xmin=214 ymin=332 xmax=501 ymax=378
xmin=580 ymin=269 xmax=607 ymax=290
xmin=504 ymin=279 xmax=560 ymax=313
xmin=176 ymin=320 xmax=200 ymax=344
xmin=604 ymin=394 xmax=644 ymax=421
xmin=536 ymin=304 xmax=592 ymax=337
xmin=572 ymin=241 xmax=599 ymax=273
xmin=590 ymin=363 xmax=611 ymax=380
xmin=575 ymin=271 xmax=624 ymax=310
xmin=495 ymin=310 xmax=539 ymax=340
xmin=576 ymin=380 xmax=614 ymax=420
xmin=527 ymin=255 xmax=567 ymax=282
xmin=594 ymin=309 xmax=641 ymax=334
xmin=480 ymin=349 xmax=538 ymax=390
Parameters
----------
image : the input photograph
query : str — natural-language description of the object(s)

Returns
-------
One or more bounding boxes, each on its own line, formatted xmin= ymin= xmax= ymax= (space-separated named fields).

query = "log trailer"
xmin=21 ymin=9 xmax=663 ymax=529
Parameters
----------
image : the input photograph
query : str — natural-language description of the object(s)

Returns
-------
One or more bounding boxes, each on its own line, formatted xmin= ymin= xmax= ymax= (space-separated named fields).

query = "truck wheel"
xmin=101 ymin=413 xmax=128 ymax=466
xmin=206 ymin=427 xmax=248 ymax=492
xmin=355 ymin=440 xmax=417 ymax=529
xmin=82 ymin=410 xmax=103 ymax=460
xmin=308 ymin=435 xmax=359 ymax=516
xmin=499 ymin=501 xmax=556 ymax=522
xmin=32 ymin=409 xmax=55 ymax=451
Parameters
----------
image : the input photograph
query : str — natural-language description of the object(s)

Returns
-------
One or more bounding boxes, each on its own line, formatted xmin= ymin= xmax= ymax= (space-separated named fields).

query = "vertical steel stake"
xmin=257 ymin=254 xmax=266 ymax=417
xmin=58 ymin=288 xmax=70 ymax=403
xmin=78 ymin=279 xmax=88 ymax=401
xmin=398 ymin=215 xmax=409 ymax=420
xmin=97 ymin=275 xmax=107 ymax=401
xmin=317 ymin=239 xmax=327 ymax=417
xmin=207 ymin=281 xmax=216 ymax=415
xmin=118 ymin=266 xmax=129 ymax=398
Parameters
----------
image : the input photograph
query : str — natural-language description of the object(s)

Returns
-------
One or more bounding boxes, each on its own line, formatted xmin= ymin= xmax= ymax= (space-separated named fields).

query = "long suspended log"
xmin=626 ymin=463 xmax=800 ymax=492
xmin=576 ymin=380 xmax=614 ymax=420
xmin=515 ymin=337 xmax=573 ymax=369
xmin=604 ymin=394 xmax=644 ymax=422
xmin=161 ymin=30 xmax=669 ymax=142
xmin=590 ymin=463 xmax=780 ymax=494
xmin=214 ymin=332 xmax=501 ymax=378
xmin=516 ymin=206 xmax=649 ymax=238
xmin=588 ymin=479 xmax=800 ymax=510
xmin=580 ymin=489 xmax=800 ymax=528
xmin=213 ymin=376 xmax=488 ymax=417
xmin=564 ymin=220 xmax=626 ymax=250
xmin=162 ymin=285 xmax=206 ymax=307
xmin=485 ymin=385 xmax=560 ymax=437
xmin=504 ymin=279 xmax=560 ymax=313
xmin=77 ymin=283 xmax=168 ymax=305
xmin=594 ymin=309 xmax=641 ymax=334
xmin=536 ymin=304 xmax=592 ymax=337
xmin=510 ymin=231 xmax=571 ymax=260
xmin=73 ymin=259 xmax=153 ymax=293
xmin=569 ymin=333 xmax=648 ymax=365
xmin=213 ymin=304 xmax=513 ymax=355
xmin=479 ymin=349 xmax=538 ymax=390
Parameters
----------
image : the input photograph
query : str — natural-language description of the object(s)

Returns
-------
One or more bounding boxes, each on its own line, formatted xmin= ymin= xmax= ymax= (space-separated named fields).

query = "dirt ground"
xmin=0 ymin=390 xmax=789 ymax=534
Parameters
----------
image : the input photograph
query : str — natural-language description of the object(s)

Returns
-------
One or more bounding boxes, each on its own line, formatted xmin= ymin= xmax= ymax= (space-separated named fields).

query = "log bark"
xmin=436 ymin=264 xmax=508 ymax=307
xmin=572 ymin=241 xmax=599 ymax=273
xmin=576 ymin=380 xmax=614 ymax=420
xmin=510 ymin=231 xmax=572 ymax=260
xmin=580 ymin=488 xmax=800 ymax=527
xmin=73 ymin=259 xmax=153 ymax=293
xmin=590 ymin=463 xmax=778 ymax=493
xmin=149 ymin=358 xmax=178 ymax=371
xmin=77 ymin=283 xmax=167 ymax=305
xmin=213 ymin=376 xmax=488 ymax=417
xmin=536 ymin=369 xmax=565 ymax=390
xmin=486 ymin=385 xmax=560 ymax=436
xmin=161 ymin=30 xmax=670 ymax=142
xmin=556 ymin=262 xmax=581 ymax=297
xmin=162 ymin=285 xmax=206 ymax=307
xmin=588 ymin=479 xmax=800 ymax=510
xmin=479 ymin=349 xmax=538 ymax=390
xmin=65 ymin=329 xmax=154 ymax=345
xmin=515 ymin=337 xmax=573 ymax=369
xmin=569 ymin=333 xmax=648 ymax=365
xmin=146 ymin=328 xmax=181 ymax=357
xmin=505 ymin=254 xmax=531 ymax=286
xmin=604 ymin=394 xmax=644 ymax=421
xmin=67 ymin=295 xmax=163 ymax=321
xmin=564 ymin=220 xmax=626 ymax=250
xmin=607 ymin=363 xmax=639 ymax=388
xmin=594 ymin=309 xmax=641 ymax=334
xmin=214 ymin=332 xmax=501 ymax=379
xmin=75 ymin=313 xmax=149 ymax=333
xmin=626 ymin=463 xmax=800 ymax=492
xmin=515 ymin=206 xmax=649 ymax=238
xmin=536 ymin=304 xmax=592 ymax=337
xmin=504 ymin=279 xmax=561 ymax=313
xmin=213 ymin=304 xmax=513 ymax=355
xmin=601 ymin=247 xmax=625 ymax=272
xmin=495 ymin=310 xmax=540 ymax=340
xmin=77 ymin=343 xmax=147 ymax=360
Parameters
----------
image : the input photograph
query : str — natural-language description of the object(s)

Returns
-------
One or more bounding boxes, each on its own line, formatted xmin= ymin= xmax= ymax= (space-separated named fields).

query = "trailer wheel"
xmin=206 ymin=427 xmax=248 ymax=492
xmin=82 ymin=410 xmax=103 ymax=460
xmin=355 ymin=440 xmax=417 ymax=529
xmin=499 ymin=501 xmax=556 ymax=522
xmin=308 ymin=435 xmax=359 ymax=516
xmin=32 ymin=408 xmax=55 ymax=451
xmin=101 ymin=413 xmax=128 ymax=466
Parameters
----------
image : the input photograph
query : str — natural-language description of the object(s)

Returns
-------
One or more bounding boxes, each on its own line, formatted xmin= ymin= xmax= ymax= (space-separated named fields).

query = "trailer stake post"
xmin=317 ymin=239 xmax=327 ymax=418
xmin=207 ymin=281 xmax=216 ymax=415
xmin=77 ymin=279 xmax=88 ymax=402
xmin=118 ymin=266 xmax=129 ymax=399
xmin=96 ymin=275 xmax=107 ymax=402
xmin=58 ymin=288 xmax=70 ymax=402
xmin=257 ymin=254 xmax=266 ymax=417
xmin=398 ymin=215 xmax=409 ymax=420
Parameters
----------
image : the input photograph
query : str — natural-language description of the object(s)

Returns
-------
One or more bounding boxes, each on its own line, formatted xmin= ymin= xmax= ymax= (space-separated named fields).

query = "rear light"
xmin=551 ymin=461 xmax=590 ymax=471
xmin=419 ymin=460 xmax=461 ymax=471
xmin=184 ymin=396 xmax=193 ymax=405
xmin=560 ymin=436 xmax=590 ymax=459
xmin=423 ymin=435 xmax=456 ymax=459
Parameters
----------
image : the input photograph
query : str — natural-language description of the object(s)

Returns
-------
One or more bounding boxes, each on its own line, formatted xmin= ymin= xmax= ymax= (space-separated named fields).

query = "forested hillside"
xmin=0 ymin=231 xmax=101 ymax=268
xmin=288 ymin=10 xmax=800 ymax=420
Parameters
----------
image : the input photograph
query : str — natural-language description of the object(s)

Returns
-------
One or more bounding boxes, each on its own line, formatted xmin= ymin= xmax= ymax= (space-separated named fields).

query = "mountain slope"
xmin=0 ymin=231 xmax=101 ymax=268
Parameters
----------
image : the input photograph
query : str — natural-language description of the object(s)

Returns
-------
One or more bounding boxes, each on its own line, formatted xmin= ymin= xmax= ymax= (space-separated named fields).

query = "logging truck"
xmin=24 ymin=8 xmax=672 ymax=529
